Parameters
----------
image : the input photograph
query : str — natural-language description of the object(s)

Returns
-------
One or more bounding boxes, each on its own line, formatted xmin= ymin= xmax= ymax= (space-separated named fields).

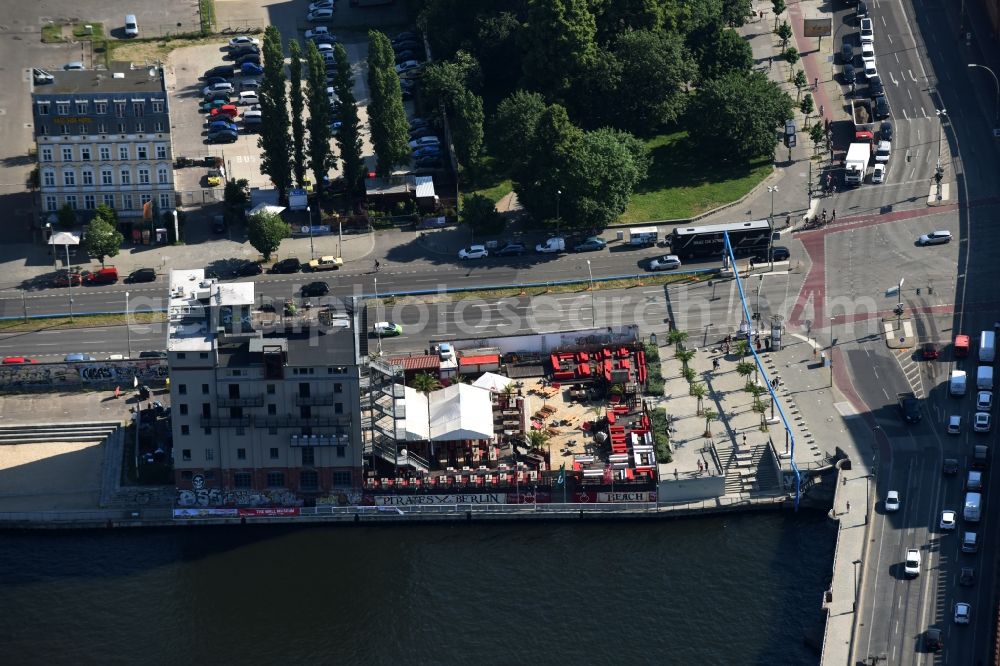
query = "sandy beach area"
xmin=0 ymin=441 xmax=103 ymax=511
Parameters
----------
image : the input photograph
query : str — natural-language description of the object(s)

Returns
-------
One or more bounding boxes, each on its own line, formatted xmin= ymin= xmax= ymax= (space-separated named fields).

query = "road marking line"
xmin=889 ymin=71 xmax=898 ymax=86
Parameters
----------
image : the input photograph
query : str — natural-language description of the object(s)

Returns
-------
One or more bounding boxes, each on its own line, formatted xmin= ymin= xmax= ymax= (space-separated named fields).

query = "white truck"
xmin=980 ymin=330 xmax=995 ymax=362
xmin=950 ymin=370 xmax=968 ymax=396
xmin=626 ymin=226 xmax=658 ymax=246
xmin=964 ymin=492 xmax=981 ymax=522
xmin=535 ymin=237 xmax=566 ymax=253
xmin=844 ymin=143 xmax=871 ymax=186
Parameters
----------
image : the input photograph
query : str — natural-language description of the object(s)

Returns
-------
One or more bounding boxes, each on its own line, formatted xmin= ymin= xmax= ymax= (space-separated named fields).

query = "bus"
xmin=669 ymin=220 xmax=773 ymax=259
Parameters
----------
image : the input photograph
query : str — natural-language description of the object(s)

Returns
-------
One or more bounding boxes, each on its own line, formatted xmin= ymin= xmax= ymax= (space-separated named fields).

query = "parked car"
xmin=312 ymin=34 xmax=337 ymax=46
xmin=395 ymin=60 xmax=422 ymax=74
xmin=64 ymin=353 xmax=97 ymax=362
xmin=977 ymin=390 xmax=993 ymax=410
xmin=408 ymin=136 xmax=441 ymax=149
xmin=200 ymin=99 xmax=227 ymax=113
xmin=975 ymin=412 xmax=991 ymax=432
xmin=211 ymin=215 xmax=227 ymax=234
xmin=871 ymin=163 xmax=886 ymax=183
xmin=309 ymin=0 xmax=335 ymax=9
xmin=861 ymin=42 xmax=875 ymax=60
xmin=879 ymin=120 xmax=893 ymax=141
xmin=63 ymin=61 xmax=85 ymax=71
xmin=238 ymin=91 xmax=260 ymax=106
xmin=236 ymin=54 xmax=261 ymax=67
xmin=573 ymin=237 xmax=606 ymax=252
xmin=317 ymin=42 xmax=335 ymax=54
xmin=2 ymin=356 xmax=37 ymax=364
xmin=84 ymin=267 xmax=119 ymax=284
xmin=862 ymin=58 xmax=878 ymax=80
xmin=52 ymin=271 xmax=82 ymax=287
xmin=207 ymin=120 xmax=239 ymax=134
xmin=308 ymin=256 xmax=343 ymax=271
xmin=301 ymin=281 xmax=329 ymax=297
xmin=842 ymin=63 xmax=856 ymax=84
xmin=207 ymin=129 xmax=239 ymax=144
xmin=204 ymin=76 xmax=231 ymax=87
xmin=204 ymin=65 xmax=234 ymax=79
xmin=874 ymin=140 xmax=891 ymax=163
xmin=869 ymin=75 xmax=885 ymax=98
xmin=305 ymin=26 xmax=333 ymax=40
xmin=210 ymin=104 xmax=240 ymax=119
xmin=495 ymin=243 xmax=526 ymax=257
xmin=232 ymin=261 xmax=262 ymax=278
xmin=874 ymin=95 xmax=890 ymax=119
xmin=270 ymin=258 xmax=302 ymax=274
xmin=229 ymin=45 xmax=260 ymax=60
xmin=240 ymin=79 xmax=261 ymax=92
xmin=202 ymin=82 xmax=234 ymax=97
xmin=243 ymin=109 xmax=263 ymax=126
xmin=228 ymin=36 xmax=260 ymax=49
xmin=33 ymin=68 xmax=55 ymax=84
xmin=918 ymin=230 xmax=952 ymax=246
xmin=128 ymin=268 xmax=157 ymax=283
xmin=458 ymin=245 xmax=488 ymax=260
xmin=412 ymin=146 xmax=442 ymax=159
xmin=860 ymin=17 xmax=874 ymax=43
xmin=240 ymin=62 xmax=264 ymax=76
xmin=649 ymin=255 xmax=682 ymax=271
xmin=307 ymin=8 xmax=335 ymax=21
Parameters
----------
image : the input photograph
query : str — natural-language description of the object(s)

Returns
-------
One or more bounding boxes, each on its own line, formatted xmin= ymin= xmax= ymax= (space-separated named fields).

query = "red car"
xmin=922 ymin=342 xmax=940 ymax=360
xmin=83 ymin=266 xmax=119 ymax=284
xmin=210 ymin=104 xmax=239 ymax=119
xmin=2 ymin=356 xmax=37 ymax=365
xmin=52 ymin=271 xmax=82 ymax=287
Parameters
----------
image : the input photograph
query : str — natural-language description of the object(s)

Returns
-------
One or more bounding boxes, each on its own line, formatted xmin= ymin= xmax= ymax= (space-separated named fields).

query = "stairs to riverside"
xmin=750 ymin=443 xmax=782 ymax=493
xmin=0 ymin=421 xmax=122 ymax=445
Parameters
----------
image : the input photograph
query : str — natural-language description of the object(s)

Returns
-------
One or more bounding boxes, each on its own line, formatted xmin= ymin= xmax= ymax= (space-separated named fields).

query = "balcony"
xmin=289 ymin=434 xmax=350 ymax=447
xmin=217 ymin=395 xmax=264 ymax=408
xmin=294 ymin=394 xmax=338 ymax=407
xmin=200 ymin=416 xmax=252 ymax=428
xmin=254 ymin=415 xmax=351 ymax=428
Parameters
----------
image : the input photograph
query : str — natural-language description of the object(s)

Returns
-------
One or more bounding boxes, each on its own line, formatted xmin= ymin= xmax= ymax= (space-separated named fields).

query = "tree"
xmin=304 ymin=41 xmax=333 ymax=190
xmin=83 ymin=215 xmax=123 ymax=267
xmin=721 ymin=0 xmax=754 ymax=27
xmin=288 ymin=39 xmax=307 ymax=188
xmin=460 ymin=193 xmax=501 ymax=234
xmin=793 ymin=69 xmax=807 ymax=101
xmin=810 ymin=122 xmax=826 ymax=150
xmin=703 ymin=408 xmax=718 ymax=438
xmin=330 ymin=42 xmax=365 ymax=202
xmin=93 ymin=203 xmax=118 ymax=227
xmin=57 ymin=203 xmax=76 ymax=228
xmin=686 ymin=70 xmax=794 ymax=161
xmin=258 ymin=26 xmax=292 ymax=202
xmin=528 ymin=429 xmax=550 ymax=451
xmin=490 ymin=90 xmax=547 ymax=167
xmin=736 ymin=360 xmax=756 ymax=388
xmin=784 ymin=47 xmax=799 ymax=66
xmin=734 ymin=339 xmax=750 ymax=359
xmin=775 ymin=20 xmax=792 ymax=49
xmin=421 ymin=51 xmax=481 ymax=108
xmin=690 ymin=381 xmax=708 ymax=416
xmin=562 ymin=127 xmax=650 ymax=229
xmin=519 ymin=0 xmax=597 ymax=100
xmin=224 ymin=178 xmax=250 ymax=212
xmin=675 ymin=347 xmax=696 ymax=374
xmin=667 ymin=329 xmax=689 ymax=348
xmin=451 ymin=88 xmax=485 ymax=165
xmin=367 ymin=30 xmax=411 ymax=176
xmin=610 ymin=28 xmax=694 ymax=132
xmin=800 ymin=93 xmax=814 ymax=123
xmin=247 ymin=210 xmax=291 ymax=261
xmin=772 ymin=0 xmax=787 ymax=30
xmin=699 ymin=27 xmax=754 ymax=82
xmin=511 ymin=103 xmax=582 ymax=220
xmin=409 ymin=372 xmax=442 ymax=394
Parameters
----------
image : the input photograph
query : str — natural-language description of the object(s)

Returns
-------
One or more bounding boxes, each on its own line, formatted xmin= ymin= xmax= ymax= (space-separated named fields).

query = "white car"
xmin=862 ymin=58 xmax=877 ymax=80
xmin=317 ymin=42 xmax=334 ymax=53
xmin=650 ymin=255 xmax=682 ymax=271
xmin=408 ymin=136 xmax=441 ymax=149
xmin=228 ymin=36 xmax=259 ymax=49
xmin=203 ymin=82 xmax=234 ymax=96
xmin=307 ymin=8 xmax=335 ymax=22
xmin=305 ymin=26 xmax=331 ymax=40
xmin=861 ymin=43 xmax=875 ymax=60
xmin=396 ymin=60 xmax=422 ymax=74
xmin=871 ymin=163 xmax=886 ymax=183
xmin=309 ymin=0 xmax=335 ymax=9
xmin=874 ymin=140 xmax=890 ymax=162
xmin=974 ymin=411 xmax=991 ymax=432
xmin=885 ymin=490 xmax=900 ymax=512
xmin=243 ymin=109 xmax=263 ymax=122
xmin=940 ymin=509 xmax=957 ymax=530
xmin=904 ymin=548 xmax=921 ymax=577
xmin=458 ymin=245 xmax=488 ymax=260
xmin=860 ymin=18 xmax=874 ymax=44
xmin=237 ymin=91 xmax=260 ymax=106
xmin=947 ymin=415 xmax=961 ymax=434
xmin=954 ymin=602 xmax=971 ymax=624
xmin=977 ymin=390 xmax=993 ymax=410
xmin=918 ymin=230 xmax=952 ymax=246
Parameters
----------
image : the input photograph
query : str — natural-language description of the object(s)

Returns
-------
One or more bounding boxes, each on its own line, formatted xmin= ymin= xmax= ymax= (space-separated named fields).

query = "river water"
xmin=0 ymin=510 xmax=835 ymax=665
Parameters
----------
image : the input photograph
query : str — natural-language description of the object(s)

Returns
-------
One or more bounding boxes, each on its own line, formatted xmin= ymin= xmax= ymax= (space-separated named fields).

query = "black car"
xmin=868 ymin=75 xmax=884 ymax=98
xmin=960 ymin=566 xmax=975 ymax=586
xmin=302 ymin=281 xmax=329 ymax=297
xmin=206 ymin=129 xmax=238 ymax=144
xmin=393 ymin=31 xmax=419 ymax=44
xmin=943 ymin=458 xmax=959 ymax=475
xmin=204 ymin=76 xmax=231 ymax=86
xmin=229 ymin=45 xmax=260 ymax=59
xmin=393 ymin=40 xmax=421 ymax=53
xmin=212 ymin=215 xmax=227 ymax=234
xmin=139 ymin=350 xmax=167 ymax=359
xmin=923 ymin=628 xmax=942 ymax=652
xmin=495 ymin=243 xmax=526 ymax=257
xmin=270 ymin=258 xmax=301 ymax=274
xmin=233 ymin=261 xmax=262 ymax=278
xmin=879 ymin=120 xmax=893 ymax=141
xmin=236 ymin=54 xmax=261 ymax=66
xmin=754 ymin=246 xmax=790 ymax=262
xmin=842 ymin=63 xmax=856 ymax=85
xmin=395 ymin=51 xmax=419 ymax=64
xmin=873 ymin=94 xmax=890 ymax=119
xmin=203 ymin=65 xmax=234 ymax=79
xmin=128 ymin=268 xmax=157 ymax=283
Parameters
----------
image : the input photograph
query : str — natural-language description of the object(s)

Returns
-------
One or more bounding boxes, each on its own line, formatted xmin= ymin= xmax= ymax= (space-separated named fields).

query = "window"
xmin=300 ymin=406 xmax=311 ymax=419
xmin=157 ymin=166 xmax=169 ymax=184
xmin=334 ymin=383 xmax=343 ymax=393
xmin=182 ymin=449 xmax=191 ymax=461
xmin=333 ymin=471 xmax=352 ymax=486
xmin=154 ymin=121 xmax=164 ymax=133
xmin=99 ymin=146 xmax=110 ymax=161
xmin=136 ymin=145 xmax=148 ymax=160
xmin=234 ymin=472 xmax=252 ymax=489
xmin=205 ymin=449 xmax=214 ymax=462
xmin=61 ymin=124 xmax=71 ymax=136
xmin=75 ymin=101 xmax=88 ymax=114
xmin=42 ymin=170 xmax=55 ymax=187
xmin=81 ymin=168 xmax=93 ymax=185
xmin=56 ymin=103 xmax=69 ymax=115
xmin=202 ymin=384 xmax=209 ymax=394
xmin=61 ymin=147 xmax=73 ymax=161
xmin=204 ymin=427 xmax=212 ymax=435
xmin=114 ymin=102 xmax=126 ymax=118
xmin=237 ymin=448 xmax=246 ymax=460
xmin=137 ymin=167 xmax=150 ymax=184
xmin=179 ymin=404 xmax=188 ymax=415
xmin=159 ymin=193 xmax=172 ymax=210
xmin=336 ymin=446 xmax=346 ymax=458
xmin=135 ymin=121 xmax=144 ymax=133
xmin=63 ymin=170 xmax=75 ymax=187
xmin=300 ymin=470 xmax=319 ymax=490
xmin=133 ymin=101 xmax=144 ymax=117
xmin=155 ymin=144 xmax=167 ymax=159
xmin=41 ymin=147 xmax=52 ymax=162
xmin=267 ymin=404 xmax=276 ymax=415
xmin=230 ymin=407 xmax=243 ymax=419
xmin=102 ymin=194 xmax=115 ymax=208
xmin=119 ymin=167 xmax=130 ymax=185
xmin=152 ymin=100 xmax=164 ymax=113
xmin=118 ymin=145 xmax=129 ymax=161
xmin=335 ymin=403 xmax=343 ymax=414
xmin=97 ymin=123 xmax=107 ymax=135
xmin=177 ymin=353 xmax=186 ymax=359
xmin=140 ymin=193 xmax=152 ymax=207
xmin=267 ymin=384 xmax=275 ymax=394
xmin=201 ymin=403 xmax=211 ymax=418
xmin=37 ymin=103 xmax=50 ymax=115
xmin=180 ymin=471 xmax=193 ymax=481
xmin=302 ymin=446 xmax=315 ymax=466
xmin=199 ymin=352 xmax=208 ymax=359
xmin=178 ymin=384 xmax=187 ymax=395
xmin=117 ymin=122 xmax=127 ymax=134
xmin=269 ymin=447 xmax=279 ymax=460
xmin=80 ymin=146 xmax=91 ymax=161
xmin=95 ymin=102 xmax=107 ymax=115
xmin=64 ymin=194 xmax=77 ymax=210
xmin=266 ymin=472 xmax=285 ymax=488
xmin=38 ymin=125 xmax=48 ymax=136
xmin=83 ymin=194 xmax=95 ymax=210
xmin=121 ymin=193 xmax=133 ymax=210
xmin=101 ymin=168 xmax=113 ymax=185
xmin=180 ymin=425 xmax=190 ymax=436
xmin=44 ymin=195 xmax=57 ymax=212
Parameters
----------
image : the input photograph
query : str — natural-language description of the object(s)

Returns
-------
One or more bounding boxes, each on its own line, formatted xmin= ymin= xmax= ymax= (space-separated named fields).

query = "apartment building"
xmin=32 ymin=62 xmax=174 ymax=227
xmin=167 ymin=269 xmax=368 ymax=504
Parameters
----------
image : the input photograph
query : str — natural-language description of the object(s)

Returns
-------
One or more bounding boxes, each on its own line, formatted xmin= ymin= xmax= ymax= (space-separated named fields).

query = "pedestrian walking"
xmin=742 ymin=433 xmax=747 ymax=447
xmin=713 ymin=358 xmax=721 ymax=371
xmin=814 ymin=77 xmax=818 ymax=89
xmin=674 ymin=468 xmax=678 ymax=479
xmin=831 ymin=209 xmax=836 ymax=221
xmin=846 ymin=500 xmax=851 ymax=513
xmin=768 ymin=55 xmax=773 ymax=69
xmin=114 ymin=385 xmax=121 ymax=399
xmin=822 ymin=209 xmax=827 ymax=224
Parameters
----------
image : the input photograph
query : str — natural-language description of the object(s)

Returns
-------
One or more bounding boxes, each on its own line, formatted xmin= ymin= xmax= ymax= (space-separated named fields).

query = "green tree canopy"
xmin=304 ymin=41 xmax=333 ymax=189
xmin=686 ymin=70 xmax=794 ymax=161
xmin=610 ymin=28 xmax=694 ymax=132
xmin=331 ymin=42 xmax=366 ymax=201
xmin=451 ymin=88 xmax=485 ymax=165
xmin=519 ymin=0 xmax=597 ymax=100
xmin=367 ymin=30 xmax=411 ymax=176
xmin=699 ymin=27 xmax=754 ymax=82
xmin=258 ymin=26 xmax=292 ymax=201
xmin=83 ymin=215 xmax=123 ymax=267
xmin=247 ymin=210 xmax=291 ymax=261
xmin=512 ymin=103 xmax=583 ymax=220
xmin=460 ymin=193 xmax=501 ymax=235
xmin=288 ymin=39 xmax=307 ymax=188
xmin=489 ymin=90 xmax=547 ymax=167
xmin=562 ymin=127 xmax=650 ymax=229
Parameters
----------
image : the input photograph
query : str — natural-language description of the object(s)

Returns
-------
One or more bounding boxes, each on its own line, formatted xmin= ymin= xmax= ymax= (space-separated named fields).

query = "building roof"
xmin=36 ymin=62 xmax=166 ymax=95
xmin=386 ymin=354 xmax=440 ymax=371
xmin=458 ymin=354 xmax=500 ymax=366
xmin=403 ymin=383 xmax=494 ymax=442
xmin=472 ymin=372 xmax=512 ymax=393
xmin=413 ymin=175 xmax=436 ymax=200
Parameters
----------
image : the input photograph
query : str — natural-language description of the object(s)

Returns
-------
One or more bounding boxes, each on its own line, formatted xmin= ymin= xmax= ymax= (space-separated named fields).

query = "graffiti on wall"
xmin=175 ymin=475 xmax=304 ymax=508
xmin=0 ymin=359 xmax=168 ymax=391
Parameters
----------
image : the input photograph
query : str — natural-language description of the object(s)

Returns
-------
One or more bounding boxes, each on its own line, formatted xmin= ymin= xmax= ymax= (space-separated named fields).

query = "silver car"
xmin=649 ymin=255 xmax=681 ymax=271
xmin=918 ymin=230 xmax=952 ymax=246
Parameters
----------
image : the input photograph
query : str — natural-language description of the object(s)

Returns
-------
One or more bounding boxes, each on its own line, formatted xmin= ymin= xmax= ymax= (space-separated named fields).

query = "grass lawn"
xmin=460 ymin=155 xmax=512 ymax=206
xmin=622 ymin=131 xmax=773 ymax=223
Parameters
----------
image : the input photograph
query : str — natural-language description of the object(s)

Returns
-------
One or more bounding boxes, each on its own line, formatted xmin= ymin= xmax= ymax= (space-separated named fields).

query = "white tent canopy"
xmin=472 ymin=372 xmax=511 ymax=393
xmin=403 ymin=383 xmax=494 ymax=442
xmin=247 ymin=203 xmax=286 ymax=218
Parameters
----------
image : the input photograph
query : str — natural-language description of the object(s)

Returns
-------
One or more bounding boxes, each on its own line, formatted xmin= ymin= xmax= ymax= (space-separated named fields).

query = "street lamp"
xmin=556 ymin=189 xmax=562 ymax=235
xmin=755 ymin=274 xmax=765 ymax=323
xmin=125 ymin=291 xmax=132 ymax=359
xmin=767 ymin=185 xmax=778 ymax=220
xmin=306 ymin=205 xmax=315 ymax=259
xmin=968 ymin=63 xmax=1000 ymax=127
xmin=373 ymin=277 xmax=382 ymax=355
xmin=852 ymin=558 xmax=861 ymax=613
xmin=935 ymin=109 xmax=947 ymax=200
xmin=829 ymin=315 xmax=835 ymax=387
xmin=586 ymin=259 xmax=596 ymax=327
